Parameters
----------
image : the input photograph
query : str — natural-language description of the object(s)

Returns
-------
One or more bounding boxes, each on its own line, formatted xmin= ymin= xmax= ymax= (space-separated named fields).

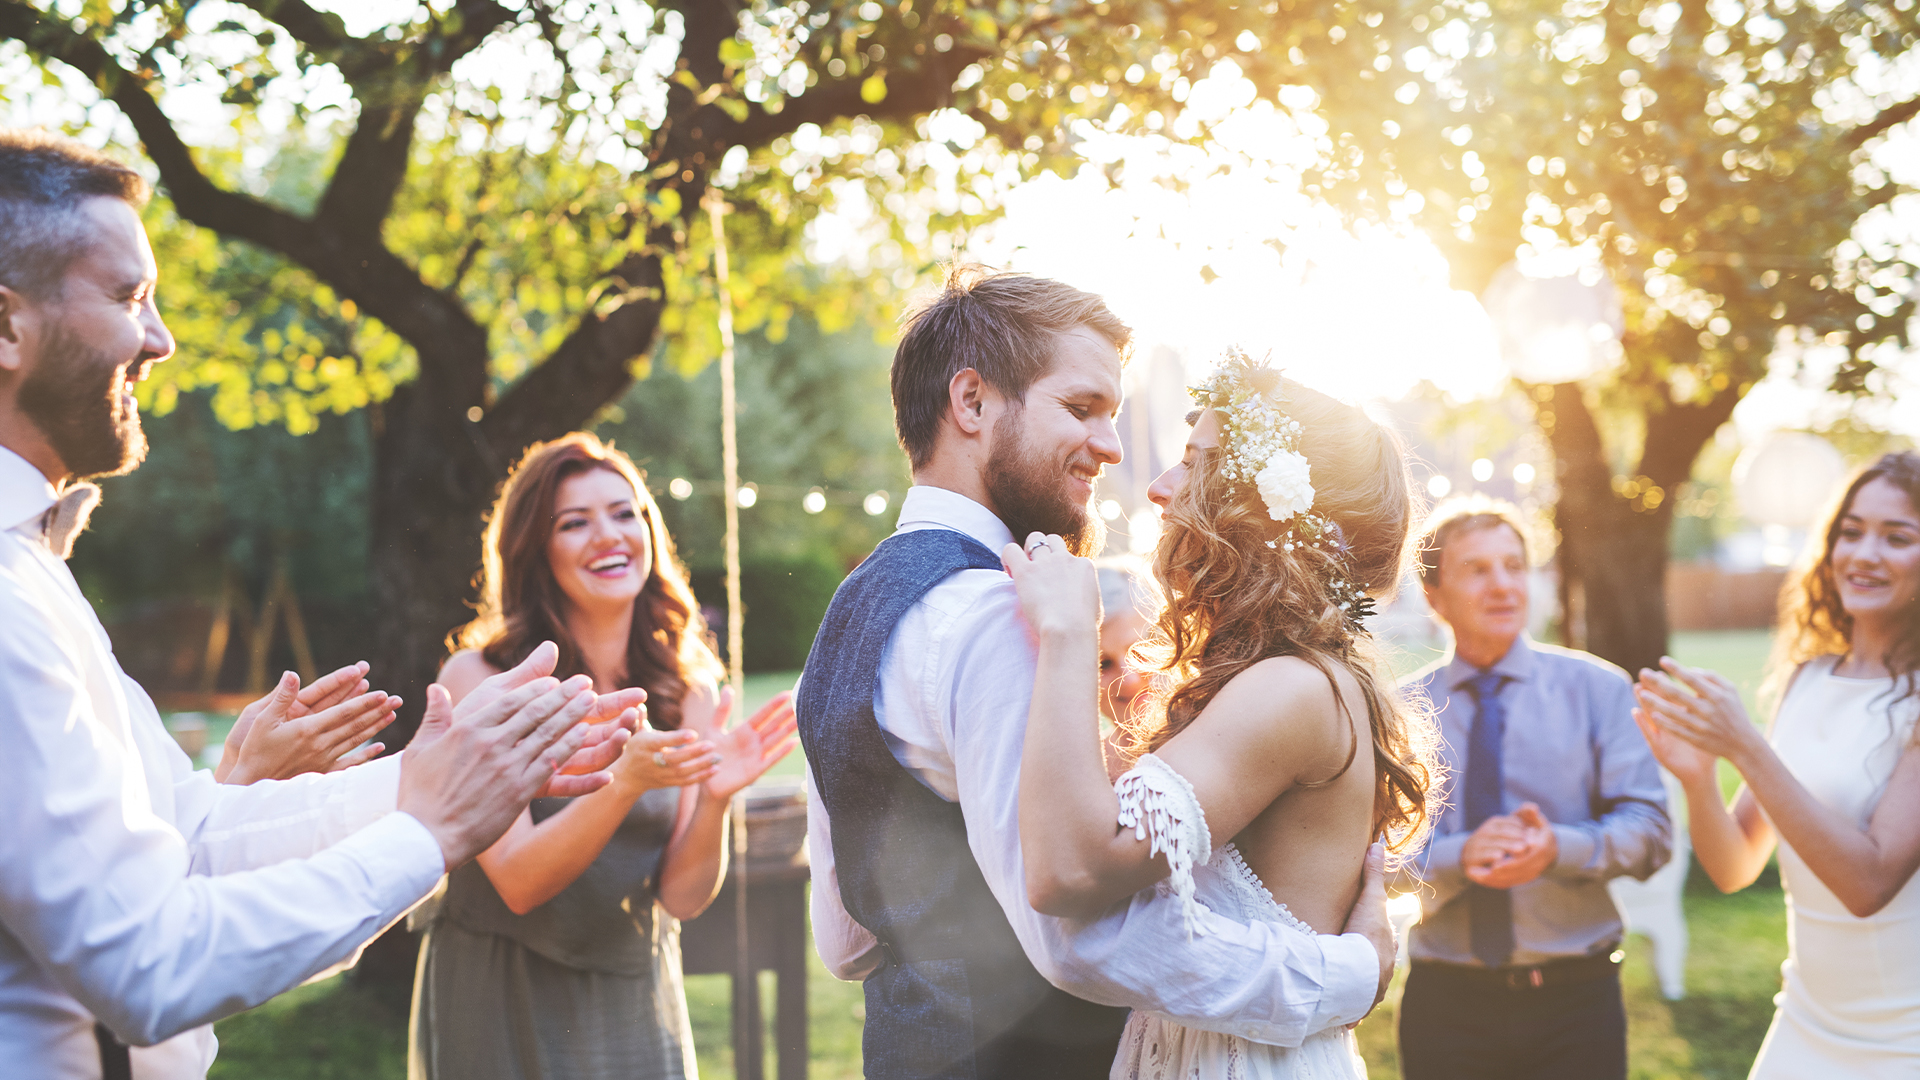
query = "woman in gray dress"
xmin=410 ymin=432 xmax=798 ymax=1080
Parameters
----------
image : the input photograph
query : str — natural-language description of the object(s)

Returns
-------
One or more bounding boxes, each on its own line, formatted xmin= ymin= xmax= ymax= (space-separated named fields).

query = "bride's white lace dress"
xmin=1109 ymin=755 xmax=1368 ymax=1080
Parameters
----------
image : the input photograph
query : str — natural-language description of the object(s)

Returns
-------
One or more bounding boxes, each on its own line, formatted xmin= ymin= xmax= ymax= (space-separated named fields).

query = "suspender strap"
xmin=95 ymin=1022 xmax=131 ymax=1080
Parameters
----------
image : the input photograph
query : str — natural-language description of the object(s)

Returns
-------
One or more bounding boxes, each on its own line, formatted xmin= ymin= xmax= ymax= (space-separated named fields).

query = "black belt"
xmin=1411 ymin=950 xmax=1622 ymax=992
xmin=96 ymin=1022 xmax=131 ymax=1080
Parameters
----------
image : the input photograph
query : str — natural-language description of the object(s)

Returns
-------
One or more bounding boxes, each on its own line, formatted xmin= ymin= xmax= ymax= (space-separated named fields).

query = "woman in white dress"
xmin=1634 ymin=450 xmax=1920 ymax=1078
xmin=1004 ymin=351 xmax=1440 ymax=1079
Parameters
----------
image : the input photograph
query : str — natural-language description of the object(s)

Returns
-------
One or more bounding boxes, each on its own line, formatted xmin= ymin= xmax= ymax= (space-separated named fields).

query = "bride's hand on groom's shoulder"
xmin=1342 ymin=841 xmax=1397 ymax=1020
xmin=1001 ymin=532 xmax=1099 ymax=639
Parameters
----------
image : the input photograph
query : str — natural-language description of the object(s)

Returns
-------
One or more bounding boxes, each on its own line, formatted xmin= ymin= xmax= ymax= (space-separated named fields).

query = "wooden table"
xmin=681 ymin=784 xmax=810 ymax=1080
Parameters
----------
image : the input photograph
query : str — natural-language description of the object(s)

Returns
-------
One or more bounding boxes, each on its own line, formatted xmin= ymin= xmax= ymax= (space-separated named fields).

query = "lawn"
xmin=212 ymin=884 xmax=1788 ymax=1080
xmin=207 ymin=630 xmax=1793 ymax=1079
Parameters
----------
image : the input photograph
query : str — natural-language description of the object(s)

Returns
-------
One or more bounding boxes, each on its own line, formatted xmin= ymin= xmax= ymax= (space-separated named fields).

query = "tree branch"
xmin=1846 ymin=94 xmax=1920 ymax=150
xmin=723 ymin=46 xmax=989 ymax=148
xmin=1639 ymin=390 xmax=1740 ymax=489
xmin=312 ymin=0 xmax=519 ymax=240
xmin=0 ymin=0 xmax=316 ymax=254
xmin=232 ymin=0 xmax=355 ymax=59
xmin=481 ymin=235 xmax=668 ymax=452
xmin=481 ymin=12 xmax=989 ymax=456
xmin=1 ymin=0 xmax=493 ymax=401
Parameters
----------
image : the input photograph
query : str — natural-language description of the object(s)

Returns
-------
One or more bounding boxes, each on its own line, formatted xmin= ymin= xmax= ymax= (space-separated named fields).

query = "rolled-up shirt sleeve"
xmin=804 ymin=761 xmax=883 ymax=981
xmin=947 ymin=584 xmax=1378 ymax=1047
xmin=1546 ymin=674 xmax=1670 ymax=884
xmin=0 ymin=591 xmax=445 ymax=1047
xmin=171 ymin=745 xmax=408 ymax=876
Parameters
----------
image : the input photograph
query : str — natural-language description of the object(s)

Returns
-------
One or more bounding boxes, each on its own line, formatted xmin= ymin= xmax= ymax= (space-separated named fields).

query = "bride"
xmin=1004 ymin=350 xmax=1439 ymax=1079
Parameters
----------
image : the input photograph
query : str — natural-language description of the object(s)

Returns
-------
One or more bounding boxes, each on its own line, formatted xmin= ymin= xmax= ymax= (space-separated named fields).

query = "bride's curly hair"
xmin=1121 ymin=376 xmax=1440 ymax=855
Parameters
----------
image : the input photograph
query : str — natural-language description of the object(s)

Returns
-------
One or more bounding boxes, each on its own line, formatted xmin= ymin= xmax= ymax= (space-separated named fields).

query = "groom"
xmin=797 ymin=267 xmax=1395 ymax=1078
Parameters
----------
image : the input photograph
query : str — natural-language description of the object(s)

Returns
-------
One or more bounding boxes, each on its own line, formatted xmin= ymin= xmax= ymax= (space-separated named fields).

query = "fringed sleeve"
xmin=1113 ymin=753 xmax=1214 ymax=938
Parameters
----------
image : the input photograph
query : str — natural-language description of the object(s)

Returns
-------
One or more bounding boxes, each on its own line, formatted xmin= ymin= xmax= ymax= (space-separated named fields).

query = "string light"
xmin=651 ymin=479 xmax=894 ymax=517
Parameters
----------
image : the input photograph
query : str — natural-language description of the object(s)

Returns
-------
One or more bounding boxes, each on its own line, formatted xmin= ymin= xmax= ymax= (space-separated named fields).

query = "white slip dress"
xmin=1108 ymin=754 xmax=1368 ymax=1080
xmin=1748 ymin=656 xmax=1920 ymax=1079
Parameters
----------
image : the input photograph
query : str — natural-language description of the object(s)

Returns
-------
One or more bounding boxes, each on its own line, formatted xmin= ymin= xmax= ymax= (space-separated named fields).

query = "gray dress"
xmin=409 ymin=786 xmax=696 ymax=1080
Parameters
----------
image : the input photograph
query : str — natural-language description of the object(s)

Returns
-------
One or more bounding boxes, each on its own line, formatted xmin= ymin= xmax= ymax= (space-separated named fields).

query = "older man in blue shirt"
xmin=1395 ymin=501 xmax=1671 ymax=1080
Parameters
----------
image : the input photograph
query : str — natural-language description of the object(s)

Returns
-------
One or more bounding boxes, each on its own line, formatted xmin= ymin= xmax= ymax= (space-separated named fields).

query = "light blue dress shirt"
xmin=1395 ymin=634 xmax=1672 ymax=967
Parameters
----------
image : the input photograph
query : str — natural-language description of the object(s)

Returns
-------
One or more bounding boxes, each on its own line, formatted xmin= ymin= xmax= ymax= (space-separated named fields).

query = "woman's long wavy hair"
xmin=1121 ymin=375 xmax=1440 ymax=855
xmin=1765 ymin=450 xmax=1920 ymax=714
xmin=450 ymin=432 xmax=720 ymax=730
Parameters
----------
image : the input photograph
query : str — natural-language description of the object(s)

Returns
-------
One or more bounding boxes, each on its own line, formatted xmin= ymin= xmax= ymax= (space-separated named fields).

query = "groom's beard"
xmin=19 ymin=317 xmax=148 ymax=480
xmin=985 ymin=407 xmax=1105 ymax=557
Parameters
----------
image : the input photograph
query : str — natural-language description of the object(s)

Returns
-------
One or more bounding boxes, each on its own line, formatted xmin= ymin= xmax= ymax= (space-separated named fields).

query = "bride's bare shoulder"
xmin=1194 ymin=654 xmax=1360 ymax=753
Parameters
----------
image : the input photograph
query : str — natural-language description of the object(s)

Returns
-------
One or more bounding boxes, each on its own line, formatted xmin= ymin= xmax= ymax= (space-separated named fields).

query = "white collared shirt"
xmin=0 ymin=447 xmax=446 ymax=1079
xmin=804 ymin=485 xmax=1379 ymax=1047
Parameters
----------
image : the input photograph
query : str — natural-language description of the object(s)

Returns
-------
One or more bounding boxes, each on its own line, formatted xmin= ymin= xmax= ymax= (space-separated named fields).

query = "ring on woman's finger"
xmin=653 ymin=751 xmax=668 ymax=767
xmin=1026 ymin=536 xmax=1051 ymax=554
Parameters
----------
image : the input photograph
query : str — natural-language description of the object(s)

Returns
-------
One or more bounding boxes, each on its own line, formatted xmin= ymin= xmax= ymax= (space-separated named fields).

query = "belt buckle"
xmin=1502 ymin=965 xmax=1545 ymax=990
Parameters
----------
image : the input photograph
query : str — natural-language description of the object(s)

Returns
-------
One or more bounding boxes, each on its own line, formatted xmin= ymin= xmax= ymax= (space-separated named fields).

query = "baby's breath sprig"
xmin=1189 ymin=347 xmax=1373 ymax=635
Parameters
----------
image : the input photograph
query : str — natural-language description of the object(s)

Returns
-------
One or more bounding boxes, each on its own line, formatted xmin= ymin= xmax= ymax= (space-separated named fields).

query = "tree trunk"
xmin=352 ymin=379 xmax=508 ymax=990
xmin=369 ymin=382 xmax=506 ymax=745
xmin=1557 ymin=505 xmax=1675 ymax=678
xmin=1536 ymin=379 xmax=1738 ymax=677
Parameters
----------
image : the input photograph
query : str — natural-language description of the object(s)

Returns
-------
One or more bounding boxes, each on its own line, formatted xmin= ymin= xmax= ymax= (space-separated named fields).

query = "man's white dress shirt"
xmin=0 ymin=447 xmax=447 ymax=1079
xmin=805 ymin=486 xmax=1379 ymax=1047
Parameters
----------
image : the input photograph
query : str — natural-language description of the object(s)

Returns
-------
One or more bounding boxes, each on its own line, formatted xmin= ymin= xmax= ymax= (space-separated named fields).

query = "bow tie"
xmin=41 ymin=482 xmax=100 ymax=559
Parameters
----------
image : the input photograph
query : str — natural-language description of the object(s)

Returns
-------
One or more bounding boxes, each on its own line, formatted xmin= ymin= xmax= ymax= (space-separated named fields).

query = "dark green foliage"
xmin=596 ymin=316 xmax=907 ymax=574
xmin=592 ymin=317 xmax=907 ymax=673
xmin=67 ymin=395 xmax=375 ymax=689
xmin=688 ymin=556 xmax=846 ymax=674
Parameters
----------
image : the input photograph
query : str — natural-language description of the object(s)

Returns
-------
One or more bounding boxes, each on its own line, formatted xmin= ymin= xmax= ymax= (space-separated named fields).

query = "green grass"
xmin=208 ymin=976 xmax=410 ymax=1079
xmin=213 ymin=885 xmax=1789 ymax=1080
xmin=1351 ymin=888 xmax=1788 ymax=1080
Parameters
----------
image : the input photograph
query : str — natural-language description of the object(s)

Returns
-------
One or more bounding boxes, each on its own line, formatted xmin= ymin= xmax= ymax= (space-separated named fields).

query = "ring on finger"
xmin=653 ymin=751 xmax=668 ymax=767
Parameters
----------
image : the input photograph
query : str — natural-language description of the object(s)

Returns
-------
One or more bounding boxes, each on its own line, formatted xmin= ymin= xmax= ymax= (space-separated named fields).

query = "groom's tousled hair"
xmin=0 ymin=128 xmax=149 ymax=301
xmin=891 ymin=265 xmax=1130 ymax=470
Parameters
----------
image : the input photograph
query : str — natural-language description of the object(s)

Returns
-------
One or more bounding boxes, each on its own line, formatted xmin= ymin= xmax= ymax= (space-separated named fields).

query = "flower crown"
xmin=1188 ymin=347 xmax=1376 ymax=633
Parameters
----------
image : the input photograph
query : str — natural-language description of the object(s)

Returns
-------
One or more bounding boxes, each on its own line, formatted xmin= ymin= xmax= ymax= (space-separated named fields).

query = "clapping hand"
xmin=701 ymin=688 xmax=799 ymax=801
xmin=400 ymin=642 xmax=646 ymax=868
xmin=1463 ymin=803 xmax=1558 ymax=889
xmin=1634 ymin=658 xmax=1760 ymax=770
xmin=611 ymin=714 xmax=724 ymax=796
xmin=437 ymin=642 xmax=645 ymax=798
xmin=217 ymin=661 xmax=400 ymax=784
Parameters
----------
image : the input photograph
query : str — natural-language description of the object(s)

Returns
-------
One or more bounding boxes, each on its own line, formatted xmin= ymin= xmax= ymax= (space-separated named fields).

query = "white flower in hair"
xmin=1255 ymin=449 xmax=1315 ymax=522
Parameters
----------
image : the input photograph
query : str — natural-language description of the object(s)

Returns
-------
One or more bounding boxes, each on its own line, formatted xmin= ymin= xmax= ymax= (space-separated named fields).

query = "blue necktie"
xmin=1464 ymin=670 xmax=1515 ymax=967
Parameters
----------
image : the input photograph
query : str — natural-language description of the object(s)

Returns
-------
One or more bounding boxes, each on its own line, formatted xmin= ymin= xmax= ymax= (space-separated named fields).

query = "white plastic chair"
xmin=1606 ymin=770 xmax=1690 ymax=1000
